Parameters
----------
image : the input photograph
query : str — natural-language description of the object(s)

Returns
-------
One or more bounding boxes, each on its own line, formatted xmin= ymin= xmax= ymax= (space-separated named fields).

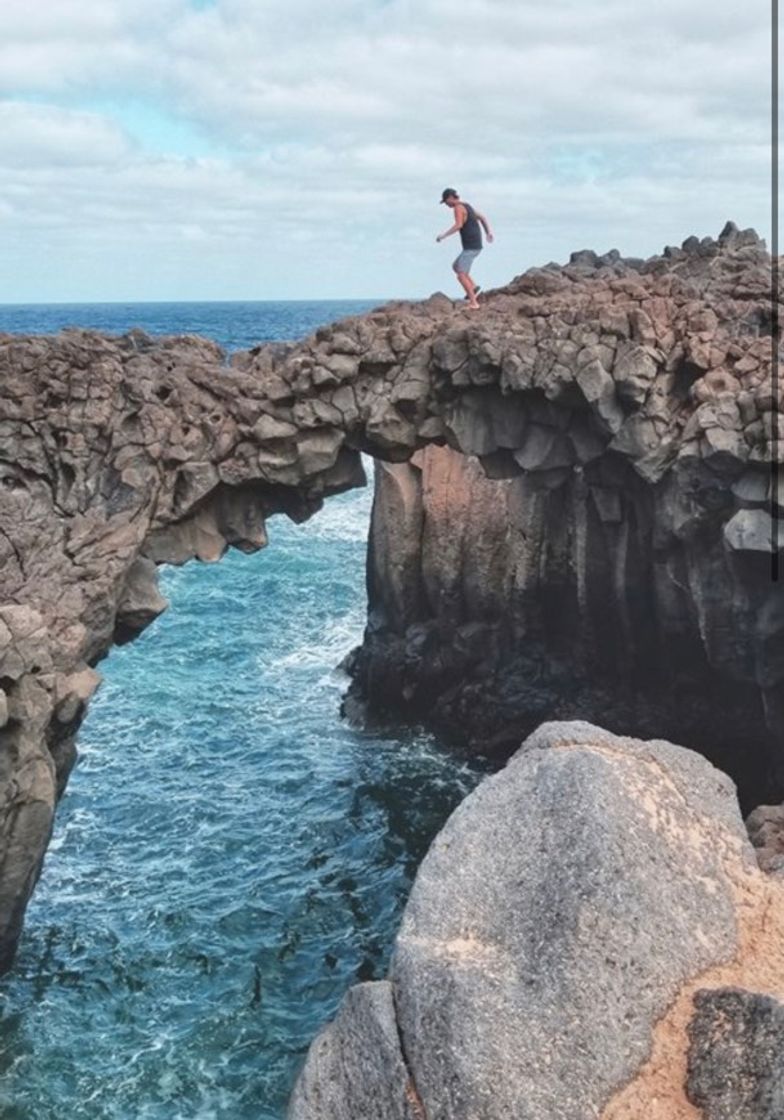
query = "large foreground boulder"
xmin=289 ymin=722 xmax=784 ymax=1119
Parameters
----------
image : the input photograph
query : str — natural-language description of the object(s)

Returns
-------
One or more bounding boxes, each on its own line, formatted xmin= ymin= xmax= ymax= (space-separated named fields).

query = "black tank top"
xmin=459 ymin=202 xmax=482 ymax=250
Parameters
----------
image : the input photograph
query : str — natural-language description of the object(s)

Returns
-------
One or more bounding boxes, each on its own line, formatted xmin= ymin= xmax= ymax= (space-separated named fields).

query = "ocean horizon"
xmin=0 ymin=300 xmax=390 ymax=354
xmin=0 ymin=298 xmax=397 ymax=307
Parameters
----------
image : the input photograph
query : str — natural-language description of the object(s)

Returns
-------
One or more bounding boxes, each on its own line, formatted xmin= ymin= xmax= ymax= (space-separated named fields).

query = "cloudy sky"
xmin=0 ymin=0 xmax=772 ymax=302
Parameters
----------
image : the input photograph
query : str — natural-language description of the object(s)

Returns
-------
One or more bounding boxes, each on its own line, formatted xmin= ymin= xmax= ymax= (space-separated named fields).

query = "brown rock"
xmin=1 ymin=223 xmax=782 ymax=976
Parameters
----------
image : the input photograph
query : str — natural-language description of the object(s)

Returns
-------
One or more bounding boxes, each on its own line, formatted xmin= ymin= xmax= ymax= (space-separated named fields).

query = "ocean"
xmin=0 ymin=302 xmax=485 ymax=1120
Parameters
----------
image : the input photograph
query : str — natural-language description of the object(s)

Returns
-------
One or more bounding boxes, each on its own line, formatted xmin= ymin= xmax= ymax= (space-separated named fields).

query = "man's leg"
xmin=452 ymin=250 xmax=481 ymax=308
xmin=456 ymin=270 xmax=480 ymax=308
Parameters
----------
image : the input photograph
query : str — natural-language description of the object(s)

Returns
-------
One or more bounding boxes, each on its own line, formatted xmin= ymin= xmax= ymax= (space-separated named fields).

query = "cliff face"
xmin=349 ymin=438 xmax=778 ymax=809
xmin=0 ymin=221 xmax=780 ymax=969
xmin=342 ymin=224 xmax=784 ymax=810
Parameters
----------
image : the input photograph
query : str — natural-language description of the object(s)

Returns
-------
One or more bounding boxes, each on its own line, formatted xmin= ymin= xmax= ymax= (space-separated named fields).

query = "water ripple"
xmin=0 ymin=476 xmax=485 ymax=1120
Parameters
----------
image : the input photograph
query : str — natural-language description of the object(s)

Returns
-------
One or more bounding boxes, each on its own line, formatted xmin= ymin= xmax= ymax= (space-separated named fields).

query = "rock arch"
xmin=0 ymin=221 xmax=781 ymax=971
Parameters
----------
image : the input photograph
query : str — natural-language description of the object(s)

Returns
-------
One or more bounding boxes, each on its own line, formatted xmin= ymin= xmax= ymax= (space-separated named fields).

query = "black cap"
xmin=440 ymin=188 xmax=458 ymax=203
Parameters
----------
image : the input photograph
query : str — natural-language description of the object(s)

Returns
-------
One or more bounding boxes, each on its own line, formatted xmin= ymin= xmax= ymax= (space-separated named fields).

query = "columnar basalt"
xmin=0 ymin=222 xmax=780 ymax=970
xmin=347 ymin=437 xmax=779 ymax=809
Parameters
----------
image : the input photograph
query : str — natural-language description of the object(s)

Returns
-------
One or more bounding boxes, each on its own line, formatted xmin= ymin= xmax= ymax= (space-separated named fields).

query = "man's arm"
xmin=436 ymin=203 xmax=466 ymax=242
xmin=476 ymin=210 xmax=495 ymax=243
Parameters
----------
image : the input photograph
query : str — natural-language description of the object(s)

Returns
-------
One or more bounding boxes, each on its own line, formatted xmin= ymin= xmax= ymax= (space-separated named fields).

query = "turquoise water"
xmin=0 ymin=304 xmax=485 ymax=1119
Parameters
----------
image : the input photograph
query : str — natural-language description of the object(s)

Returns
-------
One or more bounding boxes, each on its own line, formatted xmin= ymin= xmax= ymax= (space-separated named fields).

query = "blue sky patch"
xmin=86 ymin=98 xmax=224 ymax=159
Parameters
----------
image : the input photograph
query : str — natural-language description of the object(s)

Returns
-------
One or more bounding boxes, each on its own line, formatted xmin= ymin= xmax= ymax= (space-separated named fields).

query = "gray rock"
xmin=723 ymin=508 xmax=776 ymax=552
xmin=115 ymin=557 xmax=168 ymax=640
xmin=731 ymin=469 xmax=768 ymax=506
xmin=687 ymin=988 xmax=784 ymax=1119
xmin=718 ymin=221 xmax=763 ymax=249
xmin=613 ymin=343 xmax=658 ymax=405
xmin=389 ymin=722 xmax=748 ymax=1120
xmin=288 ymin=982 xmax=421 ymax=1120
xmin=569 ymin=248 xmax=599 ymax=268
xmin=746 ymin=803 xmax=784 ymax=876
xmin=444 ymin=390 xmax=527 ymax=457
xmin=575 ymin=359 xmax=624 ymax=433
xmin=513 ymin=424 xmax=573 ymax=471
xmin=292 ymin=722 xmax=772 ymax=1120
xmin=252 ymin=413 xmax=299 ymax=441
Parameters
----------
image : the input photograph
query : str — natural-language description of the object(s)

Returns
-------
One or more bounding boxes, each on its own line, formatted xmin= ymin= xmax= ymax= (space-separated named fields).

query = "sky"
xmin=0 ymin=0 xmax=772 ymax=302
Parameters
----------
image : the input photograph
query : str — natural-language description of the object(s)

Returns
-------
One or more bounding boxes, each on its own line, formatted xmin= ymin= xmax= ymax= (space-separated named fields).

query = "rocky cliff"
xmin=344 ymin=225 xmax=783 ymax=809
xmin=0 ymin=221 xmax=780 ymax=970
xmin=348 ymin=434 xmax=778 ymax=810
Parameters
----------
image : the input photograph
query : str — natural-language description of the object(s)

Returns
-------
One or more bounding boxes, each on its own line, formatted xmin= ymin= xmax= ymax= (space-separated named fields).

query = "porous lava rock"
xmin=346 ymin=223 xmax=784 ymax=809
xmin=290 ymin=721 xmax=784 ymax=1120
xmin=746 ymin=802 xmax=784 ymax=875
xmin=686 ymin=987 xmax=784 ymax=1120
xmin=0 ymin=223 xmax=781 ymax=970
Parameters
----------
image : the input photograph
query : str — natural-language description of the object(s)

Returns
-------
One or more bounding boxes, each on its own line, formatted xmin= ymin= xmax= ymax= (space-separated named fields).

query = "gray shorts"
xmin=453 ymin=248 xmax=481 ymax=274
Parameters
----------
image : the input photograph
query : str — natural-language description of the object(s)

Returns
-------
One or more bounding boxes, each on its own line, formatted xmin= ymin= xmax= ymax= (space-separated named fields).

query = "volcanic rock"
xmin=0 ymin=225 xmax=781 ymax=971
xmin=687 ymin=988 xmax=784 ymax=1120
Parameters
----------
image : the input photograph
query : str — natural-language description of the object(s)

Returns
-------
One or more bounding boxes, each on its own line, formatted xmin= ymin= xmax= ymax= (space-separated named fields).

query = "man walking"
xmin=436 ymin=188 xmax=494 ymax=309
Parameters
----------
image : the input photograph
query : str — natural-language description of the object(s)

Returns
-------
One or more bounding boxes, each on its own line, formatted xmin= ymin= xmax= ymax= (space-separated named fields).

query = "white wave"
xmin=272 ymin=609 xmax=364 ymax=674
xmin=301 ymin=499 xmax=372 ymax=545
xmin=297 ymin=455 xmax=375 ymax=542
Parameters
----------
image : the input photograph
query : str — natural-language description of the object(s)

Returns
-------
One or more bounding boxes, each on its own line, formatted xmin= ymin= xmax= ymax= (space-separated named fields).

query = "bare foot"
xmin=466 ymin=302 xmax=481 ymax=310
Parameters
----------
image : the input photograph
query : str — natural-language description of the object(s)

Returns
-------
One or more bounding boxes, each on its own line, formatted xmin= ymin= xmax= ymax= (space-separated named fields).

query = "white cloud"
xmin=0 ymin=0 xmax=772 ymax=301
xmin=0 ymin=101 xmax=133 ymax=167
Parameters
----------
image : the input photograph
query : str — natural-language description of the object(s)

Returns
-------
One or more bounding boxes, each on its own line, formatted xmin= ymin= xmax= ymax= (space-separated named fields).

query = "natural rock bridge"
xmin=0 ymin=222 xmax=781 ymax=972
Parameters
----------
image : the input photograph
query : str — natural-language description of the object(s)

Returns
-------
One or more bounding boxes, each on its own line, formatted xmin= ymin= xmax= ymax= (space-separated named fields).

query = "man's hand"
xmin=436 ymin=234 xmax=443 ymax=243
xmin=476 ymin=211 xmax=494 ymax=243
xmin=437 ymin=216 xmax=462 ymax=242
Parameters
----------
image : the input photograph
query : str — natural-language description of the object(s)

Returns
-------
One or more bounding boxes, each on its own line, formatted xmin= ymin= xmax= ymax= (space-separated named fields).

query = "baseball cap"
xmin=440 ymin=188 xmax=458 ymax=203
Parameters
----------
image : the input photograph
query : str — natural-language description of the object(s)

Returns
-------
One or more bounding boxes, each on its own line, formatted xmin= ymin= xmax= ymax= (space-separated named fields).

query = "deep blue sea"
xmin=0 ymin=300 xmax=389 ymax=353
xmin=0 ymin=303 xmax=485 ymax=1119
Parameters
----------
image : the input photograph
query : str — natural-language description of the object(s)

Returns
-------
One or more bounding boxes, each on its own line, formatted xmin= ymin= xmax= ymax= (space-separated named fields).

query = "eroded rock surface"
xmin=347 ymin=224 xmax=784 ymax=808
xmin=0 ymin=222 xmax=781 ymax=969
xmin=686 ymin=988 xmax=784 ymax=1120
xmin=746 ymin=802 xmax=784 ymax=876
xmin=349 ymin=438 xmax=781 ymax=809
xmin=290 ymin=721 xmax=784 ymax=1120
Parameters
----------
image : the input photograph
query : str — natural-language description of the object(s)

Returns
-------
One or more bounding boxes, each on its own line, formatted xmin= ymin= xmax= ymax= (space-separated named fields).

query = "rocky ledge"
xmin=344 ymin=224 xmax=783 ymax=809
xmin=289 ymin=721 xmax=784 ymax=1120
xmin=0 ymin=221 xmax=780 ymax=971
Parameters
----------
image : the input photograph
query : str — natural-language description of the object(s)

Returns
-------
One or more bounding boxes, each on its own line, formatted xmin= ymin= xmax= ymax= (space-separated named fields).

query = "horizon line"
xmin=0 ymin=296 xmax=403 ymax=308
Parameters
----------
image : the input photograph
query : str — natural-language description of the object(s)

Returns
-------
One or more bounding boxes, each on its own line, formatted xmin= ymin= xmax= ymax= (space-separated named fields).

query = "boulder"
xmin=288 ymin=982 xmax=422 ymax=1120
xmin=291 ymin=722 xmax=784 ymax=1120
xmin=746 ymin=803 xmax=784 ymax=876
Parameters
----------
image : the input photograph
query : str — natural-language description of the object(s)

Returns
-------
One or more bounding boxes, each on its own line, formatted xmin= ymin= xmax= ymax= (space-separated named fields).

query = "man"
xmin=436 ymin=188 xmax=494 ymax=310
